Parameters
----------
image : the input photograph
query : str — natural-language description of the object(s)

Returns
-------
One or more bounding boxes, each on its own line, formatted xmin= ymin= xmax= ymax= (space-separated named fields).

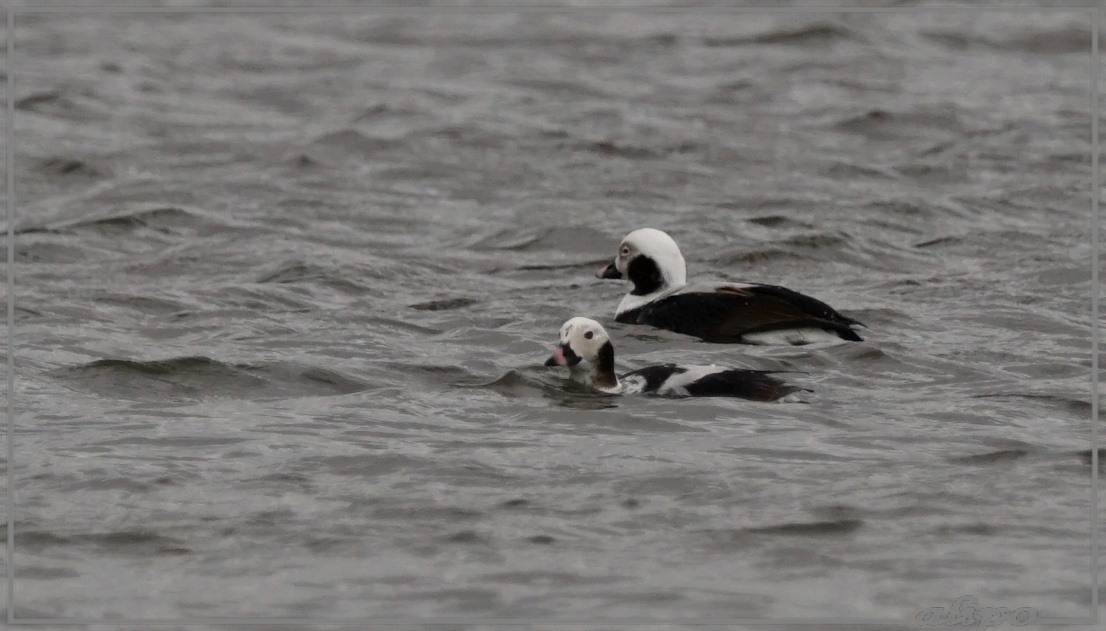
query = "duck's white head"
xmin=595 ymin=228 xmax=687 ymax=297
xmin=543 ymin=317 xmax=619 ymax=391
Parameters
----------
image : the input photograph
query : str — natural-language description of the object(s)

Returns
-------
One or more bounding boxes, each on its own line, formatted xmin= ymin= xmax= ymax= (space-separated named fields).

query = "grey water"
xmin=2 ymin=7 xmax=1099 ymax=627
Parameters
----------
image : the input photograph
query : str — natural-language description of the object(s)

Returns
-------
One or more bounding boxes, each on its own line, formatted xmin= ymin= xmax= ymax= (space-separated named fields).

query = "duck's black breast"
xmin=616 ymin=284 xmax=863 ymax=343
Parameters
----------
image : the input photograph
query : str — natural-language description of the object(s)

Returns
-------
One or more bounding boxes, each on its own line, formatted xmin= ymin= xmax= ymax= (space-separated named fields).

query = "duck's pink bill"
xmin=549 ymin=345 xmax=567 ymax=366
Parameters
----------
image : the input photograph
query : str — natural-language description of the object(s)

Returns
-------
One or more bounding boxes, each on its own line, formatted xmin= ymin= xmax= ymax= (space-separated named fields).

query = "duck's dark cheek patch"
xmin=627 ymin=255 xmax=665 ymax=296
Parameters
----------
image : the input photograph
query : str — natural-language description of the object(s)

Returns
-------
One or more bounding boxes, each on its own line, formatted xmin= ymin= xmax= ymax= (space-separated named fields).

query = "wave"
xmin=58 ymin=356 xmax=371 ymax=401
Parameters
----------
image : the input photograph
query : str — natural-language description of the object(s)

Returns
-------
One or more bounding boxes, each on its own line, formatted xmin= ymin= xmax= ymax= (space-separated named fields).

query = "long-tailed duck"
xmin=596 ymin=228 xmax=864 ymax=345
xmin=544 ymin=317 xmax=800 ymax=400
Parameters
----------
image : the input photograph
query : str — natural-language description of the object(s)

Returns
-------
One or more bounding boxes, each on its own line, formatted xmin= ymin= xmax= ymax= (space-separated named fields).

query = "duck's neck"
xmin=615 ymin=282 xmax=683 ymax=316
xmin=570 ymin=341 xmax=620 ymax=392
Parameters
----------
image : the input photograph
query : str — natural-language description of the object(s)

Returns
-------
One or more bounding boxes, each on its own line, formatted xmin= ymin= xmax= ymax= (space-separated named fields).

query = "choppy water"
xmin=2 ymin=6 xmax=1100 ymax=627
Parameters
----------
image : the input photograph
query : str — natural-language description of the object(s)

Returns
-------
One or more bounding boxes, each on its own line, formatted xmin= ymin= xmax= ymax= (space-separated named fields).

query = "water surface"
xmin=3 ymin=7 xmax=1098 ymax=625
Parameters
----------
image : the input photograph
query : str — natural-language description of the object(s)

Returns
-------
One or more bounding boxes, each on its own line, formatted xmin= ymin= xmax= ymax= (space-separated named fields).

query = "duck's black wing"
xmin=677 ymin=368 xmax=802 ymax=401
xmin=619 ymin=364 xmax=686 ymax=394
xmin=616 ymin=284 xmax=863 ymax=343
xmin=620 ymin=364 xmax=802 ymax=401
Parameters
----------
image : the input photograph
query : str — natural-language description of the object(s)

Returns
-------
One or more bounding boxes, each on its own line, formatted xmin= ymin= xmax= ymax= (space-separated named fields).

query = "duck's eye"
xmin=584 ymin=331 xmax=594 ymax=340
xmin=620 ymin=245 xmax=630 ymax=256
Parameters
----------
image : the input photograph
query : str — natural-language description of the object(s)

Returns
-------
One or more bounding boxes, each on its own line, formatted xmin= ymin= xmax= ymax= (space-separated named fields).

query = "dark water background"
xmin=1 ymin=4 xmax=1100 ymax=627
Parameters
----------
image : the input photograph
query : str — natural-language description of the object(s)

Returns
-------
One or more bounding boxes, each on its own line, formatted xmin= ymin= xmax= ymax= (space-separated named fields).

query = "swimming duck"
xmin=596 ymin=228 xmax=864 ymax=344
xmin=544 ymin=317 xmax=801 ymax=400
